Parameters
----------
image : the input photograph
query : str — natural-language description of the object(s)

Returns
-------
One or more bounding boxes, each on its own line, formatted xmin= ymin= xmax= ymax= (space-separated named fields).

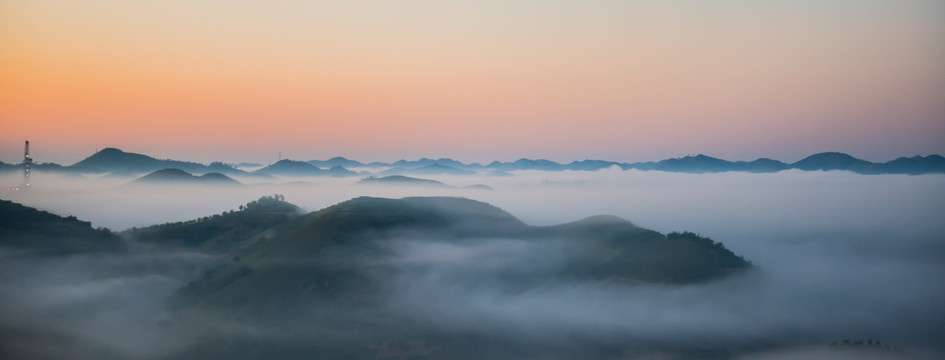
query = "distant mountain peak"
xmin=357 ymin=175 xmax=449 ymax=187
xmin=572 ymin=214 xmax=633 ymax=225
xmin=68 ymin=147 xmax=212 ymax=175
xmin=97 ymin=147 xmax=124 ymax=154
xmin=792 ymin=152 xmax=875 ymax=172
xmin=802 ymin=152 xmax=857 ymax=160
xmin=129 ymin=168 xmax=241 ymax=186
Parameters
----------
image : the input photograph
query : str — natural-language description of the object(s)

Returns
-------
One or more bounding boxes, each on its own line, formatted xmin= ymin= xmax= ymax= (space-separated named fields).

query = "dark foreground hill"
xmin=164 ymin=196 xmax=750 ymax=359
xmin=0 ymin=199 xmax=125 ymax=256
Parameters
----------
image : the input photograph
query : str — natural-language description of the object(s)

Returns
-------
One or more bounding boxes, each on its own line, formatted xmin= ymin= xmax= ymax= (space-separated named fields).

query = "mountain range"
xmin=2 ymin=147 xmax=943 ymax=176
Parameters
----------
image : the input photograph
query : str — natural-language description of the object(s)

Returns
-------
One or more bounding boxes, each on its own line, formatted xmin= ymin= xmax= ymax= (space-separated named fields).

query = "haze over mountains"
xmin=1 ymin=161 xmax=943 ymax=359
xmin=1 ymin=145 xmax=943 ymax=359
xmin=2 ymin=147 xmax=944 ymax=177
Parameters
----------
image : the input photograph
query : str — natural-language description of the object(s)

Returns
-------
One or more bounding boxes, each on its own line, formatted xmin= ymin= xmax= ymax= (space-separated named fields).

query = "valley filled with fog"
xmin=1 ymin=169 xmax=944 ymax=359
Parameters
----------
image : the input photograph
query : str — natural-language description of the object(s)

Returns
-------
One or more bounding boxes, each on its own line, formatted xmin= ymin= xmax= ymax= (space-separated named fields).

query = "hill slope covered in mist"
xmin=0 ymin=199 xmax=125 ymax=256
xmin=170 ymin=196 xmax=749 ymax=311
xmin=161 ymin=196 xmax=750 ymax=358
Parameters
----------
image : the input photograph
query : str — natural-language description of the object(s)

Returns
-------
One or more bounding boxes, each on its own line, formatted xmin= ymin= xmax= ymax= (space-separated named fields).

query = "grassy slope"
xmin=170 ymin=197 xmax=750 ymax=313
xmin=127 ymin=195 xmax=302 ymax=252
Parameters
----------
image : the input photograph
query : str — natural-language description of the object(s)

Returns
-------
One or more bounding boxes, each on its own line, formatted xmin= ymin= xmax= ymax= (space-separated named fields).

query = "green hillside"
xmin=0 ymin=199 xmax=125 ymax=256
xmin=128 ymin=195 xmax=302 ymax=252
xmin=153 ymin=196 xmax=755 ymax=359
xmin=162 ymin=196 xmax=751 ymax=359
xmin=170 ymin=197 xmax=748 ymax=310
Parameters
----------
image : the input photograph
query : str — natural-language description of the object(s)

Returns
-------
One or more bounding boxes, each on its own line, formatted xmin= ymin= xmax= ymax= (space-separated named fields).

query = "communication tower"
xmin=23 ymin=140 xmax=32 ymax=187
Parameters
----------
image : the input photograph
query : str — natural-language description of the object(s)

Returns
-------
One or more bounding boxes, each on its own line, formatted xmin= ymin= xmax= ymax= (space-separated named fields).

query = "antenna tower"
xmin=23 ymin=140 xmax=32 ymax=187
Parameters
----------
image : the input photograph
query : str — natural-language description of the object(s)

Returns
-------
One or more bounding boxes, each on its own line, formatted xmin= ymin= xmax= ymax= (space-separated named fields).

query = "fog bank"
xmin=1 ymin=170 xmax=943 ymax=358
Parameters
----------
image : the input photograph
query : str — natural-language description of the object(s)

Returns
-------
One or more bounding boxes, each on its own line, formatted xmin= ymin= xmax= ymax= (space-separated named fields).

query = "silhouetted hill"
xmin=0 ymin=161 xmax=72 ymax=174
xmin=307 ymin=157 xmax=365 ymax=168
xmin=129 ymin=169 xmax=241 ymax=186
xmin=565 ymin=159 xmax=620 ymax=171
xmin=0 ymin=161 xmax=70 ymax=174
xmin=792 ymin=152 xmax=880 ymax=173
xmin=620 ymin=155 xmax=789 ymax=173
xmin=0 ymin=199 xmax=125 ymax=256
xmin=32 ymin=162 xmax=69 ymax=172
xmin=200 ymin=172 xmax=243 ymax=185
xmin=651 ymin=154 xmax=735 ymax=173
xmin=427 ymin=158 xmax=469 ymax=169
xmin=253 ymin=160 xmax=358 ymax=177
xmin=357 ymin=175 xmax=449 ymax=187
xmin=69 ymin=148 xmax=208 ymax=174
xmin=732 ymin=158 xmax=790 ymax=172
xmin=127 ymin=195 xmax=301 ymax=252
xmin=417 ymin=162 xmax=476 ymax=175
xmin=255 ymin=160 xmax=327 ymax=176
xmin=487 ymin=158 xmax=566 ymax=171
xmin=326 ymin=165 xmax=358 ymax=177
xmin=877 ymin=155 xmax=945 ymax=174
xmin=132 ymin=168 xmax=203 ymax=183
xmin=381 ymin=162 xmax=476 ymax=176
xmin=390 ymin=157 xmax=437 ymax=168
xmin=358 ymin=158 xmax=472 ymax=169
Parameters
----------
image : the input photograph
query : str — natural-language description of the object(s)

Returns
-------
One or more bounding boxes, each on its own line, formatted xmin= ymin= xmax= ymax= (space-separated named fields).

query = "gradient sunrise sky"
xmin=2 ymin=1 xmax=944 ymax=164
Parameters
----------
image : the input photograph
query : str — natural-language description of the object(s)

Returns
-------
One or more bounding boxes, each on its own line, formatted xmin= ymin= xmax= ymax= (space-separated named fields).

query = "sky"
xmin=1 ymin=0 xmax=944 ymax=165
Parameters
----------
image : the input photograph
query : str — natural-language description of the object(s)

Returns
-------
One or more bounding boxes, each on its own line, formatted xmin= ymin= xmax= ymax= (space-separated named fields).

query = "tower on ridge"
xmin=23 ymin=140 xmax=32 ymax=188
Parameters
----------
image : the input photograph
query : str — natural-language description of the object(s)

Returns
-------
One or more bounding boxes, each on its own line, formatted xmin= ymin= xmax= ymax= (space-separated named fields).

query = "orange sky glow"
xmin=2 ymin=1 xmax=944 ymax=164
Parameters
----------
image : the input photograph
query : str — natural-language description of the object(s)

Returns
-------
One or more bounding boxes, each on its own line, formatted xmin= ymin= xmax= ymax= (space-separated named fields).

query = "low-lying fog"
xmin=1 ymin=169 xmax=943 ymax=359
